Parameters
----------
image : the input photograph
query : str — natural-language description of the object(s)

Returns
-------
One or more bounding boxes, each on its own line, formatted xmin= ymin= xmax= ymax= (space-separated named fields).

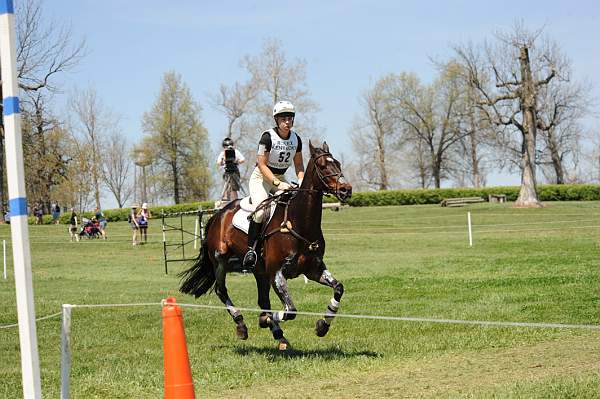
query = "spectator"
xmin=51 ymin=202 xmax=61 ymax=224
xmin=68 ymin=208 xmax=79 ymax=242
xmin=33 ymin=204 xmax=43 ymax=225
xmin=137 ymin=202 xmax=151 ymax=244
xmin=95 ymin=207 xmax=108 ymax=240
xmin=129 ymin=204 xmax=140 ymax=246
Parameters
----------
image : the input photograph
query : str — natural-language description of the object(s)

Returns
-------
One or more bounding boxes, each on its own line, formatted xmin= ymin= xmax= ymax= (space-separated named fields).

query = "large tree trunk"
xmin=468 ymin=112 xmax=481 ymax=188
xmin=172 ymin=162 xmax=180 ymax=204
xmin=515 ymin=47 xmax=543 ymax=208
xmin=546 ymin=128 xmax=565 ymax=184
xmin=375 ymin=129 xmax=388 ymax=190
xmin=470 ymin=133 xmax=481 ymax=187
xmin=432 ymin=153 xmax=442 ymax=188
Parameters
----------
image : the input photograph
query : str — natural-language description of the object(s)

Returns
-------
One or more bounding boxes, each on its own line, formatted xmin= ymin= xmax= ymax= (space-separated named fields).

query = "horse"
xmin=179 ymin=141 xmax=352 ymax=350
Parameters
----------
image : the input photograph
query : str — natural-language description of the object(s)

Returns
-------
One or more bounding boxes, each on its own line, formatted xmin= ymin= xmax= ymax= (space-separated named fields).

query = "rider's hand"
xmin=278 ymin=181 xmax=292 ymax=190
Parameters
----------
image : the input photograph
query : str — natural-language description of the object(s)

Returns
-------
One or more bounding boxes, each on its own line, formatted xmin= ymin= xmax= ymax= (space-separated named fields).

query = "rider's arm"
xmin=293 ymin=151 xmax=305 ymax=183
xmin=257 ymin=132 xmax=280 ymax=186
xmin=257 ymin=153 xmax=279 ymax=185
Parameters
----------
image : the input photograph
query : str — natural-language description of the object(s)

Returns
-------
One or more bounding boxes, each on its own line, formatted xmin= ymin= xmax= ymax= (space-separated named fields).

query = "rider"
xmin=242 ymin=100 xmax=305 ymax=272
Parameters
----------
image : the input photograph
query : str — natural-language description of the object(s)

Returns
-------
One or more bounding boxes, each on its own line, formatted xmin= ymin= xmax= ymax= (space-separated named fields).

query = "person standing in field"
xmin=129 ymin=204 xmax=140 ymax=245
xmin=137 ymin=202 xmax=151 ymax=244
xmin=68 ymin=208 xmax=79 ymax=242
xmin=51 ymin=202 xmax=61 ymax=224
xmin=95 ymin=207 xmax=108 ymax=240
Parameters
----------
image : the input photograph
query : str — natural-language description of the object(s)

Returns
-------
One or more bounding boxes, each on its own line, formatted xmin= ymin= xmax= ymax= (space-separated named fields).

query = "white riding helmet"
xmin=272 ymin=100 xmax=295 ymax=117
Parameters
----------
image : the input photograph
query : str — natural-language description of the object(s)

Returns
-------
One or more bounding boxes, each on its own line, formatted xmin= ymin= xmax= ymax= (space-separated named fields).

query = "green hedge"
xmin=346 ymin=184 xmax=600 ymax=207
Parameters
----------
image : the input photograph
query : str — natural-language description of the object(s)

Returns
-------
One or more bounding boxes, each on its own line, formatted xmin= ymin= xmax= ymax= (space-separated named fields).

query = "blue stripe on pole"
xmin=3 ymin=97 xmax=20 ymax=116
xmin=9 ymin=197 xmax=28 ymax=217
xmin=0 ymin=0 xmax=14 ymax=14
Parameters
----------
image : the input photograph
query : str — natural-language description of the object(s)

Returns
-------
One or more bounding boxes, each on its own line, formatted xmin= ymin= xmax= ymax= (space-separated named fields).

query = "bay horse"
xmin=179 ymin=141 xmax=352 ymax=350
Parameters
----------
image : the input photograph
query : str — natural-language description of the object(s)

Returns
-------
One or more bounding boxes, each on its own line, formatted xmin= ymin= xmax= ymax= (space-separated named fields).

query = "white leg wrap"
xmin=324 ymin=298 xmax=340 ymax=324
xmin=227 ymin=305 xmax=240 ymax=318
xmin=273 ymin=311 xmax=286 ymax=323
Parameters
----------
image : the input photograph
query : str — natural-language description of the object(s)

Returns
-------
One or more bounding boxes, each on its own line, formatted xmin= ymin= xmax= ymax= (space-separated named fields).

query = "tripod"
xmin=220 ymin=171 xmax=247 ymax=202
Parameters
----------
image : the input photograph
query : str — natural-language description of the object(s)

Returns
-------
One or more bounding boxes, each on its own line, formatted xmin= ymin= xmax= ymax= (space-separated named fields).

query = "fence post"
xmin=60 ymin=304 xmax=72 ymax=399
xmin=467 ymin=211 xmax=473 ymax=247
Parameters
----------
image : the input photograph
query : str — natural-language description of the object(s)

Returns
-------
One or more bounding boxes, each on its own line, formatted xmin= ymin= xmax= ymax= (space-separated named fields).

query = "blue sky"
xmin=47 ymin=1 xmax=600 ymax=189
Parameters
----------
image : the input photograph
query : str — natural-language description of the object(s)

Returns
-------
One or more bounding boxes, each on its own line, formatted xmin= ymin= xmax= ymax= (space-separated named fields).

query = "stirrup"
xmin=242 ymin=249 xmax=257 ymax=272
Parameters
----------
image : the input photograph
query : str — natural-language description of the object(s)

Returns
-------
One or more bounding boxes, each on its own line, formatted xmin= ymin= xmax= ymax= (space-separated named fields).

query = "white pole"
xmin=3 ymin=239 xmax=6 ymax=279
xmin=467 ymin=211 xmax=473 ymax=247
xmin=60 ymin=305 xmax=72 ymax=399
xmin=1 ymin=2 xmax=42 ymax=398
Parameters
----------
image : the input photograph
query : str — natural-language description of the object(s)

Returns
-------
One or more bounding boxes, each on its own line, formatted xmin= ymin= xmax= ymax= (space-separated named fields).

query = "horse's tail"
xmin=178 ymin=215 xmax=216 ymax=298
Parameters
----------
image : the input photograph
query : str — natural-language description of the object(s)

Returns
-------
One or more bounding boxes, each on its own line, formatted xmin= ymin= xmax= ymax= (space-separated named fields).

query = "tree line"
xmin=350 ymin=23 xmax=594 ymax=207
xmin=0 ymin=3 xmax=597 ymax=213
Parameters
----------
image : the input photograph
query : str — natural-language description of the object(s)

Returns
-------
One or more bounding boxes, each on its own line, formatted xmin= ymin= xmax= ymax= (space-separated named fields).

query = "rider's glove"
xmin=278 ymin=181 xmax=292 ymax=190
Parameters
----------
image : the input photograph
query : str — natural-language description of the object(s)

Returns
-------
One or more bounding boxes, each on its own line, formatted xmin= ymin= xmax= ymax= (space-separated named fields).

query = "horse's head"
xmin=308 ymin=141 xmax=352 ymax=202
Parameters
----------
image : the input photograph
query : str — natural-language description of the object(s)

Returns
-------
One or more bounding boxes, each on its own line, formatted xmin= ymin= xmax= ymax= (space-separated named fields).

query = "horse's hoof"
xmin=236 ymin=323 xmax=248 ymax=340
xmin=258 ymin=314 xmax=271 ymax=329
xmin=315 ymin=319 xmax=330 ymax=337
xmin=278 ymin=338 xmax=290 ymax=351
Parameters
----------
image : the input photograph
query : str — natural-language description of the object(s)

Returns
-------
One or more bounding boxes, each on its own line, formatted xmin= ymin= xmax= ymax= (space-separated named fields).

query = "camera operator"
xmin=216 ymin=137 xmax=245 ymax=200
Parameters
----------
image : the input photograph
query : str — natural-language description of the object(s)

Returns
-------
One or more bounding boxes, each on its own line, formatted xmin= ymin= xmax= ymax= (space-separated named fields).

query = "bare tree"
xmin=102 ymin=132 xmax=133 ymax=208
xmin=240 ymin=38 xmax=321 ymax=177
xmin=454 ymin=24 xmax=565 ymax=207
xmin=351 ymin=75 xmax=402 ymax=190
xmin=388 ymin=66 xmax=468 ymax=188
xmin=445 ymin=70 xmax=495 ymax=188
xmin=208 ymin=81 xmax=257 ymax=184
xmin=0 ymin=0 xmax=85 ymax=215
xmin=69 ymin=87 xmax=116 ymax=209
xmin=209 ymin=82 xmax=257 ymax=144
xmin=536 ymin=74 xmax=590 ymax=184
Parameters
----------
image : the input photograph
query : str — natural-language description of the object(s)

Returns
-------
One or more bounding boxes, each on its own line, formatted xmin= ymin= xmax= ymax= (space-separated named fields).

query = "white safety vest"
xmin=266 ymin=128 xmax=299 ymax=171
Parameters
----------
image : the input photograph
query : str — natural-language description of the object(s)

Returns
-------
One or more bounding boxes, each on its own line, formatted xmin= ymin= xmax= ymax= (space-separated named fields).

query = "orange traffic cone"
xmin=162 ymin=297 xmax=196 ymax=399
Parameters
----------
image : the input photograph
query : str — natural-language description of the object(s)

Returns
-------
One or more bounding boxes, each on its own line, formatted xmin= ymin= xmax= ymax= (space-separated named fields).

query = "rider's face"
xmin=276 ymin=115 xmax=294 ymax=131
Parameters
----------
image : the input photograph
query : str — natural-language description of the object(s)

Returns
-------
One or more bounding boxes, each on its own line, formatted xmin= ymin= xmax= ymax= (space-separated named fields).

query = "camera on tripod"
xmin=223 ymin=146 xmax=238 ymax=174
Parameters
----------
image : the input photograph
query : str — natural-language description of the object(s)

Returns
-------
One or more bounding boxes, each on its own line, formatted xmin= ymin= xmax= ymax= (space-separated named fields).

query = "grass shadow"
xmin=231 ymin=344 xmax=381 ymax=361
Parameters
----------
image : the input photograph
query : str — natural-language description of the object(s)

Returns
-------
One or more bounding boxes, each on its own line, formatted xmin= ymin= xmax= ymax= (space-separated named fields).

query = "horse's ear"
xmin=309 ymin=140 xmax=316 ymax=157
xmin=322 ymin=141 xmax=330 ymax=153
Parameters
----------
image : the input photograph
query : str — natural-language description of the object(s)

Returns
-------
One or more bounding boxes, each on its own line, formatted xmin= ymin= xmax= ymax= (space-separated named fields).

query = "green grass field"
xmin=2 ymin=201 xmax=600 ymax=398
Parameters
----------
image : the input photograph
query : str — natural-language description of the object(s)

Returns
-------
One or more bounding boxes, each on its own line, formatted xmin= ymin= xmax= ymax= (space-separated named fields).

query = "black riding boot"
xmin=242 ymin=220 xmax=261 ymax=272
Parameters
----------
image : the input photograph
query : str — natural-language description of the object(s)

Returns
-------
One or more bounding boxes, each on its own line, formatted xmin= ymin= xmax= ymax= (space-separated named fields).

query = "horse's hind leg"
xmin=307 ymin=261 xmax=343 ymax=337
xmin=270 ymin=269 xmax=300 ymax=350
xmin=255 ymin=273 xmax=287 ymax=349
xmin=214 ymin=252 xmax=248 ymax=340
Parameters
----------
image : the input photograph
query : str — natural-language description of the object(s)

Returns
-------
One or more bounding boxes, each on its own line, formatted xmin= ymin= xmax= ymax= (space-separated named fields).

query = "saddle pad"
xmin=232 ymin=196 xmax=276 ymax=234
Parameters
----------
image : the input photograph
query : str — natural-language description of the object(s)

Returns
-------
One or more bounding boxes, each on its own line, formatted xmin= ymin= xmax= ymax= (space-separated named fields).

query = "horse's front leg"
xmin=307 ymin=260 xmax=343 ymax=337
xmin=214 ymin=251 xmax=248 ymax=340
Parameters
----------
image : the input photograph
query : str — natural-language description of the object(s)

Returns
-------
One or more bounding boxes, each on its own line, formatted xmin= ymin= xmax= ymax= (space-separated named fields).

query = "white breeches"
xmin=248 ymin=166 xmax=287 ymax=223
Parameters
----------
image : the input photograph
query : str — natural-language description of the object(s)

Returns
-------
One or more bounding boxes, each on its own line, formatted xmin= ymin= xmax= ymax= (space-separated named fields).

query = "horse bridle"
xmin=311 ymin=152 xmax=346 ymax=200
